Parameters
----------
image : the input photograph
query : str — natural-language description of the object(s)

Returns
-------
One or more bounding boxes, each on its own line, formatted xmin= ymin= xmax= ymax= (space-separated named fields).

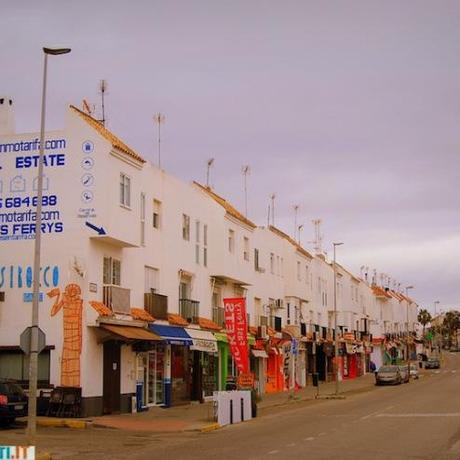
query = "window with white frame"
xmin=140 ymin=192 xmax=145 ymax=246
xmin=195 ymin=220 xmax=200 ymax=264
xmin=153 ymin=199 xmax=161 ymax=229
xmin=254 ymin=248 xmax=260 ymax=271
xmin=119 ymin=173 xmax=131 ymax=207
xmin=297 ymin=261 xmax=301 ymax=281
xmin=182 ymin=214 xmax=190 ymax=241
xmin=103 ymin=257 xmax=121 ymax=286
xmin=228 ymin=229 xmax=235 ymax=253
xmin=243 ymin=237 xmax=250 ymax=261
xmin=280 ymin=257 xmax=284 ymax=277
xmin=270 ymin=253 xmax=275 ymax=274
xmin=276 ymin=255 xmax=280 ymax=276
xmin=305 ymin=265 xmax=309 ymax=284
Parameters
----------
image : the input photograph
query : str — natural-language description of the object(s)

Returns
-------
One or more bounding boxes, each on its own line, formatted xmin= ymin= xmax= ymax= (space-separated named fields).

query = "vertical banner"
xmin=224 ymin=297 xmax=249 ymax=374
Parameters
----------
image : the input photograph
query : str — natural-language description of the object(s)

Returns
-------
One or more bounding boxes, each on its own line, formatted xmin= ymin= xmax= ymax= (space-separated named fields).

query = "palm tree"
xmin=443 ymin=310 xmax=460 ymax=348
xmin=417 ymin=309 xmax=432 ymax=339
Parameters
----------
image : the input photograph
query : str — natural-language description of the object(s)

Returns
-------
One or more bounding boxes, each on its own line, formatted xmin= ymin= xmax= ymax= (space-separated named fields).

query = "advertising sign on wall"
xmin=224 ymin=297 xmax=249 ymax=374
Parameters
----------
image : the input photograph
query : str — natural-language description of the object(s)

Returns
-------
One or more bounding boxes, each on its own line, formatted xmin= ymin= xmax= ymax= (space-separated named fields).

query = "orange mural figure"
xmin=48 ymin=284 xmax=84 ymax=387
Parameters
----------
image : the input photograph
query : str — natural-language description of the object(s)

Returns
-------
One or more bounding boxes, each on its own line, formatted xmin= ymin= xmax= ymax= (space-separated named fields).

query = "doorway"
xmin=103 ymin=341 xmax=121 ymax=414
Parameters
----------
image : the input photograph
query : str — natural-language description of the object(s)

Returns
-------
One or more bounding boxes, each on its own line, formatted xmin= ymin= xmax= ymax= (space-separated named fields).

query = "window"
xmin=103 ymin=257 xmax=121 ymax=285
xmin=287 ymin=303 xmax=291 ymax=324
xmin=153 ymin=199 xmax=161 ymax=229
xmin=119 ymin=173 xmax=131 ymax=207
xmin=280 ymin=257 xmax=284 ymax=277
xmin=203 ymin=224 xmax=208 ymax=267
xmin=297 ymin=261 xmax=301 ymax=281
xmin=305 ymin=265 xmax=309 ymax=285
xmin=243 ymin=237 xmax=250 ymax=261
xmin=144 ymin=266 xmax=159 ymax=293
xmin=0 ymin=349 xmax=50 ymax=386
xmin=270 ymin=253 xmax=274 ymax=274
xmin=182 ymin=214 xmax=190 ymax=241
xmin=276 ymin=255 xmax=280 ymax=276
xmin=254 ymin=248 xmax=260 ymax=271
xmin=140 ymin=193 xmax=145 ymax=246
xmin=228 ymin=229 xmax=235 ymax=253
xmin=195 ymin=221 xmax=200 ymax=264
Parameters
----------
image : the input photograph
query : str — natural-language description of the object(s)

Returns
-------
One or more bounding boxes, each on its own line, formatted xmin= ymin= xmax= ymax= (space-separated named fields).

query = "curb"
xmin=200 ymin=423 xmax=222 ymax=433
xmin=36 ymin=452 xmax=52 ymax=460
xmin=315 ymin=395 xmax=346 ymax=400
xmin=37 ymin=419 xmax=89 ymax=429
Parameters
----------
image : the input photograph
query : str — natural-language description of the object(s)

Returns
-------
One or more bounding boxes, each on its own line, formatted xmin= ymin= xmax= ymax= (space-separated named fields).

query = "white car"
xmin=409 ymin=363 xmax=419 ymax=379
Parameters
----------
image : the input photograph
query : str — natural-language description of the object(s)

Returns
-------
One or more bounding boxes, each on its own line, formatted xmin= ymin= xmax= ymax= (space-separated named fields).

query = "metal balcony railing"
xmin=144 ymin=292 xmax=168 ymax=319
xmin=212 ymin=307 xmax=225 ymax=327
xmin=179 ymin=298 xmax=200 ymax=323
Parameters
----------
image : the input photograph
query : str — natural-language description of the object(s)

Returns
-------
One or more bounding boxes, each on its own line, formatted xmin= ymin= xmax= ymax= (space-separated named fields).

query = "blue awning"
xmin=148 ymin=324 xmax=192 ymax=346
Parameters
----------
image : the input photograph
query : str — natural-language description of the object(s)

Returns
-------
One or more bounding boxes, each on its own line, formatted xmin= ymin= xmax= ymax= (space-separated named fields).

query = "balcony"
xmin=103 ymin=285 xmax=131 ymax=315
xmin=212 ymin=307 xmax=225 ymax=327
xmin=258 ymin=315 xmax=269 ymax=327
xmin=144 ymin=292 xmax=168 ymax=320
xmin=179 ymin=298 xmax=200 ymax=323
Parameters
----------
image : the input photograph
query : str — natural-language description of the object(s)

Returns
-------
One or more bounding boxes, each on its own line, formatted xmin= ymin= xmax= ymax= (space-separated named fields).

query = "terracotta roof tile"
xmin=70 ymin=105 xmax=146 ymax=164
xmin=269 ymin=225 xmax=313 ymax=259
xmin=249 ymin=326 xmax=258 ymax=336
xmin=167 ymin=313 xmax=189 ymax=327
xmin=89 ymin=301 xmax=113 ymax=317
xmin=371 ymin=286 xmax=392 ymax=299
xmin=197 ymin=317 xmax=222 ymax=331
xmin=131 ymin=308 xmax=155 ymax=322
xmin=194 ymin=182 xmax=257 ymax=229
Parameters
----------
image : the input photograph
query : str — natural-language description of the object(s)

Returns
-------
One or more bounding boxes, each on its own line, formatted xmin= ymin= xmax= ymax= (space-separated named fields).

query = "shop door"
xmin=103 ymin=341 xmax=121 ymax=414
xmin=190 ymin=350 xmax=203 ymax=401
xmin=148 ymin=345 xmax=165 ymax=405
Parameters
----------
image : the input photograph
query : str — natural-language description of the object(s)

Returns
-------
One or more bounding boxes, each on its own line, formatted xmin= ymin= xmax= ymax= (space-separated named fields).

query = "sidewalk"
xmin=26 ymin=373 xmax=380 ymax=434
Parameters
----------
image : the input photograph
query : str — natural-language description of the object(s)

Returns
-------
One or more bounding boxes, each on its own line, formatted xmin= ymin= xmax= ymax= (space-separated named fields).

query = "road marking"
xmin=361 ymin=405 xmax=394 ymax=420
xmin=318 ymin=432 xmax=326 ymax=436
xmin=452 ymin=370 xmax=457 ymax=373
xmin=286 ymin=443 xmax=296 ymax=447
xmin=268 ymin=450 xmax=280 ymax=455
xmin=304 ymin=437 xmax=315 ymax=441
xmin=376 ymin=413 xmax=460 ymax=418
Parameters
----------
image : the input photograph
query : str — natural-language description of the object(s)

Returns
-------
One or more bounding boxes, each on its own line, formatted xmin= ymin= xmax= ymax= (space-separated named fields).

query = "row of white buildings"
xmin=0 ymin=98 xmax=418 ymax=416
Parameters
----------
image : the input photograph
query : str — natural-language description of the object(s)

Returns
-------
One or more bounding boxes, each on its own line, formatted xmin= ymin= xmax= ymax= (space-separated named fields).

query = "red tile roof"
xmin=131 ymin=308 xmax=155 ymax=322
xmin=89 ymin=301 xmax=113 ymax=317
xmin=167 ymin=314 xmax=189 ymax=327
xmin=197 ymin=317 xmax=222 ymax=331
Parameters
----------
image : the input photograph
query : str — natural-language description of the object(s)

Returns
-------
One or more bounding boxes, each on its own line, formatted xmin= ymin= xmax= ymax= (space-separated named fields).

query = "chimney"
xmin=0 ymin=96 xmax=15 ymax=135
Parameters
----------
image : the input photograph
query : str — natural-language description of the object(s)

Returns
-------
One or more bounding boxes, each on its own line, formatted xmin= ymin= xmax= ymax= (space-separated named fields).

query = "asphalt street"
xmin=1 ymin=353 xmax=459 ymax=459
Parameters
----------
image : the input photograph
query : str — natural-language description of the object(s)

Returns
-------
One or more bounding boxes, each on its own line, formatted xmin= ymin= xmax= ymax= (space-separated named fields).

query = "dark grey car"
xmin=375 ymin=365 xmax=402 ymax=385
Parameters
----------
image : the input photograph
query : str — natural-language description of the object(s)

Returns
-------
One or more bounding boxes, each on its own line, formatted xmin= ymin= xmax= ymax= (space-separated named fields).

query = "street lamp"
xmin=405 ymin=285 xmax=414 ymax=383
xmin=434 ymin=301 xmax=440 ymax=353
xmin=333 ymin=242 xmax=343 ymax=395
xmin=28 ymin=46 xmax=71 ymax=443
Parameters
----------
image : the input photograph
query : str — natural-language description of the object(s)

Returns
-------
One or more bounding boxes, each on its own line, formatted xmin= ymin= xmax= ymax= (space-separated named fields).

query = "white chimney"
xmin=0 ymin=96 xmax=15 ymax=135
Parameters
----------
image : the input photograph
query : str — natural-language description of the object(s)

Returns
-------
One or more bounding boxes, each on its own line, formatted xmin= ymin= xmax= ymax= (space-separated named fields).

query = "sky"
xmin=2 ymin=0 xmax=459 ymax=313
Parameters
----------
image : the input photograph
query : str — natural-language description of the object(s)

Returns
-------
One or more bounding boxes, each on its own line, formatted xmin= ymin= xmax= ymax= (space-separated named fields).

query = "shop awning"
xmin=186 ymin=328 xmax=218 ymax=353
xmin=100 ymin=324 xmax=161 ymax=341
xmin=251 ymin=349 xmax=269 ymax=359
xmin=148 ymin=324 xmax=192 ymax=346
xmin=213 ymin=331 xmax=255 ymax=345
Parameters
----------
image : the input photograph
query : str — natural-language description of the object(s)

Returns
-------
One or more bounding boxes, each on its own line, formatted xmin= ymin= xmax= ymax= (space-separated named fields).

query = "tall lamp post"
xmin=405 ymin=285 xmax=414 ymax=383
xmin=27 ymin=47 xmax=71 ymax=443
xmin=333 ymin=242 xmax=343 ymax=395
xmin=433 ymin=300 xmax=440 ymax=353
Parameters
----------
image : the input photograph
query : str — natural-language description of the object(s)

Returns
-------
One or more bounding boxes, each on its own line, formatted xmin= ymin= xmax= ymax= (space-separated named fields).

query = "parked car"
xmin=375 ymin=365 xmax=402 ymax=385
xmin=0 ymin=380 xmax=28 ymax=425
xmin=425 ymin=357 xmax=441 ymax=369
xmin=398 ymin=365 xmax=410 ymax=383
xmin=409 ymin=363 xmax=419 ymax=379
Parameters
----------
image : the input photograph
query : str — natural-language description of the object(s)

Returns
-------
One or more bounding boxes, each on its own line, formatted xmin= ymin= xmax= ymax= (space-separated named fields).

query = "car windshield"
xmin=428 ymin=358 xmax=438 ymax=362
xmin=379 ymin=366 xmax=397 ymax=372
xmin=0 ymin=382 xmax=24 ymax=396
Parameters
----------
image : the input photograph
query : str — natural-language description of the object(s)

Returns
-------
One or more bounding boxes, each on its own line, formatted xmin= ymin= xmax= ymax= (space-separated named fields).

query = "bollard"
xmin=230 ymin=399 xmax=233 ymax=424
xmin=241 ymin=398 xmax=244 ymax=421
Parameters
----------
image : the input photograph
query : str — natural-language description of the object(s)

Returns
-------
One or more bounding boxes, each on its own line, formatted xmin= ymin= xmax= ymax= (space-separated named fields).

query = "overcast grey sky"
xmin=2 ymin=0 xmax=459 ymax=312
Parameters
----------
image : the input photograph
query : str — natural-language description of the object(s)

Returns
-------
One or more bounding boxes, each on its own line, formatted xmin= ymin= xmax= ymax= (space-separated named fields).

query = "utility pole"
xmin=270 ymin=193 xmax=276 ymax=226
xmin=153 ymin=112 xmax=165 ymax=169
xmin=99 ymin=79 xmax=107 ymax=126
xmin=333 ymin=242 xmax=344 ymax=395
xmin=297 ymin=224 xmax=304 ymax=245
xmin=293 ymin=204 xmax=299 ymax=239
xmin=406 ymin=286 xmax=414 ymax=382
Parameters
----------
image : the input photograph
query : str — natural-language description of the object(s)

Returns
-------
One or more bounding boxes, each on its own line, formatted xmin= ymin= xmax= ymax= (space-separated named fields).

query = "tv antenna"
xmin=99 ymin=80 xmax=108 ymax=126
xmin=309 ymin=219 xmax=323 ymax=254
xmin=242 ymin=165 xmax=250 ymax=217
xmin=297 ymin=224 xmax=304 ymax=244
xmin=153 ymin=113 xmax=166 ymax=169
xmin=206 ymin=158 xmax=214 ymax=187
xmin=269 ymin=193 xmax=276 ymax=226
xmin=293 ymin=204 xmax=299 ymax=239
xmin=82 ymin=99 xmax=95 ymax=116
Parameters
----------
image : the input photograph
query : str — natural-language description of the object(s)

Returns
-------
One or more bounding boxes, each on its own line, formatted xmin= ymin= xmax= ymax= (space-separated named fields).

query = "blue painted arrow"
xmin=85 ymin=221 xmax=106 ymax=235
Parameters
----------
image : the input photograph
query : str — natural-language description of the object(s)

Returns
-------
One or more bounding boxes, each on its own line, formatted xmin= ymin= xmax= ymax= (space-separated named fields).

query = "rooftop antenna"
xmin=297 ymin=224 xmax=304 ymax=244
xmin=267 ymin=203 xmax=270 ymax=227
xmin=360 ymin=265 xmax=365 ymax=279
xmin=293 ymin=204 xmax=299 ymax=239
xmin=241 ymin=165 xmax=251 ymax=217
xmin=269 ymin=193 xmax=276 ymax=226
xmin=99 ymin=79 xmax=107 ymax=126
xmin=82 ymin=99 xmax=95 ymax=116
xmin=310 ymin=219 xmax=323 ymax=254
xmin=153 ymin=113 xmax=166 ymax=169
xmin=206 ymin=158 xmax=214 ymax=187
xmin=364 ymin=266 xmax=369 ymax=283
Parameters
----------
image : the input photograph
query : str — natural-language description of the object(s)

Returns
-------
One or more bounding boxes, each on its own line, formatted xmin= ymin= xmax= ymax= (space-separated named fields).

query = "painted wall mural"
xmin=48 ymin=283 xmax=100 ymax=387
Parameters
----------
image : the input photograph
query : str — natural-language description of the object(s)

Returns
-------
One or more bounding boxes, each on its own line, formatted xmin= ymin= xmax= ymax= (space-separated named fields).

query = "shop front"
xmin=186 ymin=328 xmax=219 ymax=401
xmin=266 ymin=342 xmax=284 ymax=393
xmin=148 ymin=324 xmax=193 ymax=407
xmin=251 ymin=347 xmax=268 ymax=395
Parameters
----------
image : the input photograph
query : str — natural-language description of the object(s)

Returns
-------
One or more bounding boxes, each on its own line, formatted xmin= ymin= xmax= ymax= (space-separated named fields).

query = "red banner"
xmin=224 ymin=297 xmax=249 ymax=374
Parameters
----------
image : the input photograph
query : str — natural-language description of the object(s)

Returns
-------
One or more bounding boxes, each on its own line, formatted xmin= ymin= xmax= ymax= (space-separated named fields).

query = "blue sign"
xmin=23 ymin=292 xmax=44 ymax=302
xmin=292 ymin=338 xmax=299 ymax=355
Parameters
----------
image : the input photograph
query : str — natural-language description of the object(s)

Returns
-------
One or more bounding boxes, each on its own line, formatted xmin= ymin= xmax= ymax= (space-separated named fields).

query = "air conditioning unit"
xmin=257 ymin=325 xmax=268 ymax=339
xmin=275 ymin=299 xmax=284 ymax=309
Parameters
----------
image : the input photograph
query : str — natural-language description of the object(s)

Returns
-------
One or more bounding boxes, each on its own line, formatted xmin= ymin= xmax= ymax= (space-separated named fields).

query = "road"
xmin=1 ymin=352 xmax=459 ymax=459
